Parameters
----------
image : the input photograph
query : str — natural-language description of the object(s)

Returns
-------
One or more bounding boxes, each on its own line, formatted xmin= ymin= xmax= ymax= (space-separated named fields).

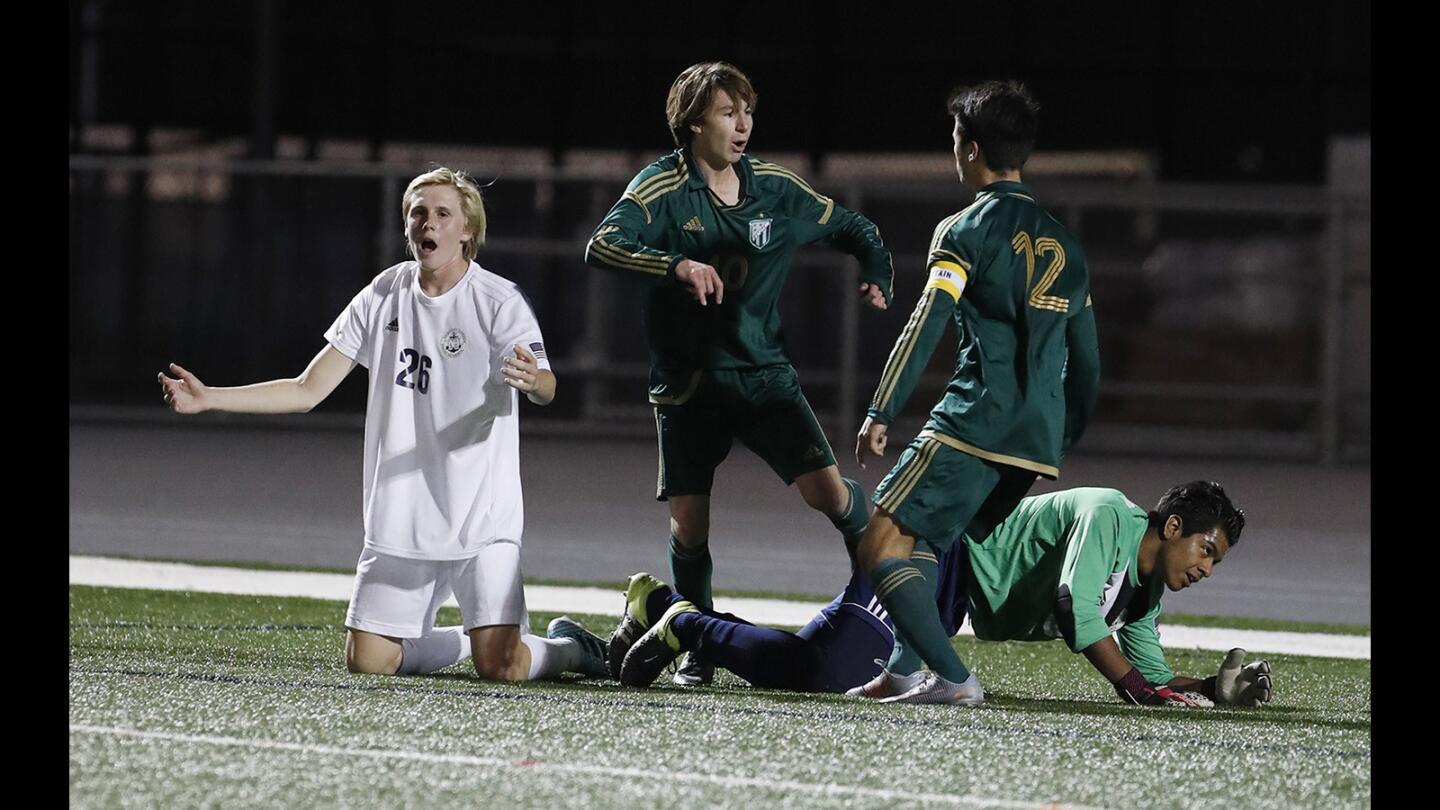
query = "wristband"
xmin=1115 ymin=667 xmax=1150 ymax=704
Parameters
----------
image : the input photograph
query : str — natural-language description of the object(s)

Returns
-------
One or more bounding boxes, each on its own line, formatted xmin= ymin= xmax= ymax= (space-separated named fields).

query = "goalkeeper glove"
xmin=1215 ymin=648 xmax=1272 ymax=706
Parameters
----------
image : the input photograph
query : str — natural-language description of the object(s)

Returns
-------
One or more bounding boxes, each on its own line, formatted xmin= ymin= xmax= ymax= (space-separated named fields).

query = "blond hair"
xmin=665 ymin=62 xmax=757 ymax=147
xmin=401 ymin=167 xmax=487 ymax=262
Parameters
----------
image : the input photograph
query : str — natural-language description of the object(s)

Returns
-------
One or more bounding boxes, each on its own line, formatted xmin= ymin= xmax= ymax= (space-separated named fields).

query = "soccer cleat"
xmin=845 ymin=666 xmax=926 ymax=699
xmin=879 ymin=669 xmax=985 ymax=706
xmin=546 ymin=616 xmax=609 ymax=678
xmin=607 ymin=573 xmax=673 ymax=680
xmin=672 ymin=651 xmax=714 ymax=686
xmin=618 ymin=600 xmax=696 ymax=687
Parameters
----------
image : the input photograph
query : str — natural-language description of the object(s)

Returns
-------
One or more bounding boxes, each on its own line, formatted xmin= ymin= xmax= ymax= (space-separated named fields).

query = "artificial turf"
xmin=69 ymin=585 xmax=1370 ymax=809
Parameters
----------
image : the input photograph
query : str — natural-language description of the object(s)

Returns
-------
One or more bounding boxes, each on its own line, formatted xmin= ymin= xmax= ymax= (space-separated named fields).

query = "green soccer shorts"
xmin=871 ymin=432 xmax=1038 ymax=550
xmin=652 ymin=366 xmax=837 ymax=500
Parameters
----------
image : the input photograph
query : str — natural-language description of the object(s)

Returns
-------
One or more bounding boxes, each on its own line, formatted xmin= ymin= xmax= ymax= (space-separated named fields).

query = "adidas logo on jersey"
xmin=385 ymin=318 xmax=399 ymax=332
xmin=682 ymin=216 xmax=705 ymax=232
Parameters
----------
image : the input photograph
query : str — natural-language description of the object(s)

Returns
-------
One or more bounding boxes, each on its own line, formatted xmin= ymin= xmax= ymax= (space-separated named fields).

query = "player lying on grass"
xmin=608 ymin=482 xmax=1272 ymax=709
xmin=157 ymin=167 xmax=608 ymax=683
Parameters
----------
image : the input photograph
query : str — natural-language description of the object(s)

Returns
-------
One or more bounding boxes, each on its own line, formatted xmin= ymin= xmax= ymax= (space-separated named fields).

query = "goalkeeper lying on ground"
xmin=608 ymin=481 xmax=1272 ymax=708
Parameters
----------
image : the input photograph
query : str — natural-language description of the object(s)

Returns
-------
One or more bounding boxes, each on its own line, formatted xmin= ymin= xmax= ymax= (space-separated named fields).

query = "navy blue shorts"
xmin=795 ymin=601 xmax=894 ymax=693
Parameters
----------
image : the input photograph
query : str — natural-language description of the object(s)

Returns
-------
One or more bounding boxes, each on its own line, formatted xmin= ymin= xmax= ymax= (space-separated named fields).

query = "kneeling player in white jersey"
xmin=158 ymin=167 xmax=608 ymax=682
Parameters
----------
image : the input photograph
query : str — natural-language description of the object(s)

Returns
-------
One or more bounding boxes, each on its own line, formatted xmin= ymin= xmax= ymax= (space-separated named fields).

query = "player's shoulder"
xmin=624 ymin=151 xmax=689 ymax=199
xmin=363 ymin=261 xmax=415 ymax=298
xmin=1041 ymin=208 xmax=1087 ymax=261
xmin=464 ymin=262 xmax=526 ymax=306
xmin=1065 ymin=488 xmax=1144 ymax=520
xmin=746 ymin=154 xmax=817 ymax=191
xmin=929 ymin=199 xmax=991 ymax=249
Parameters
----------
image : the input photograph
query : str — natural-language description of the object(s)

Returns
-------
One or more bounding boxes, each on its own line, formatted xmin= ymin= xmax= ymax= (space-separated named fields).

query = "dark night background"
xmin=68 ymin=0 xmax=1372 ymax=466
xmin=70 ymin=1 xmax=1370 ymax=183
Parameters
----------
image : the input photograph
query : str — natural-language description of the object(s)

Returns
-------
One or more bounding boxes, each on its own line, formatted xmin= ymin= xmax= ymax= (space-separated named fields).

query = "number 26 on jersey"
xmin=395 ymin=348 xmax=432 ymax=394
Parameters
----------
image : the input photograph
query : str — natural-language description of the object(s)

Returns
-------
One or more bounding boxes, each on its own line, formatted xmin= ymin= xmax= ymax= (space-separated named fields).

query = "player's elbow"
xmin=582 ymin=236 xmax=604 ymax=268
xmin=293 ymin=379 xmax=326 ymax=413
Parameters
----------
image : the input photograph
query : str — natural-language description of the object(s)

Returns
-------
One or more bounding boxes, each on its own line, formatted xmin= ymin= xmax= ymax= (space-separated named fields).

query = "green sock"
xmin=828 ymin=477 xmax=870 ymax=561
xmin=886 ymin=632 xmax=923 ymax=675
xmin=668 ymin=534 xmax=713 ymax=612
xmin=884 ymin=539 xmax=938 ymax=675
xmin=870 ymin=557 xmax=969 ymax=683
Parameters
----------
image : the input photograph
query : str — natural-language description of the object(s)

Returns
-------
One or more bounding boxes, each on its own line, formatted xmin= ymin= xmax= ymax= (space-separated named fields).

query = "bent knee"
xmin=470 ymin=628 xmax=527 ymax=681
xmin=346 ymin=655 xmax=395 ymax=675
xmin=472 ymin=651 xmax=524 ymax=681
xmin=857 ymin=517 xmax=909 ymax=572
xmin=796 ymin=471 xmax=848 ymax=515
xmin=345 ymin=631 xmax=402 ymax=675
xmin=801 ymin=486 xmax=848 ymax=515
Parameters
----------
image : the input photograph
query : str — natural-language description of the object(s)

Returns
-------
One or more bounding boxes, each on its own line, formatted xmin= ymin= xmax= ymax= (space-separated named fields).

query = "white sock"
xmin=397 ymin=626 xmax=472 ymax=675
xmin=519 ymin=633 xmax=582 ymax=680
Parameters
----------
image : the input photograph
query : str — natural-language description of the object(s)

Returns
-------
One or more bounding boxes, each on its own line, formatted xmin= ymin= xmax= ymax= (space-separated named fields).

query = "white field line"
xmin=69 ymin=723 xmax=1100 ymax=810
xmin=69 ymin=555 xmax=1370 ymax=660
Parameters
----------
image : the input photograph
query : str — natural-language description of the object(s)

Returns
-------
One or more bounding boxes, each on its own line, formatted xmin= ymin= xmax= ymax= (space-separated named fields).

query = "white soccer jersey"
xmin=324 ymin=261 xmax=551 ymax=560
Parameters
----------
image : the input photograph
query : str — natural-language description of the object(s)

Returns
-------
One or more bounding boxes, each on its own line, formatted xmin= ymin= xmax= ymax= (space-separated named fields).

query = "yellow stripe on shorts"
xmin=876 ymin=437 xmax=941 ymax=513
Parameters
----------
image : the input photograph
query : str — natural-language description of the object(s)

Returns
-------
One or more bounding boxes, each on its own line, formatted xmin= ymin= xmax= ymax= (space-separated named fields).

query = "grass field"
xmin=69 ymin=585 xmax=1371 ymax=809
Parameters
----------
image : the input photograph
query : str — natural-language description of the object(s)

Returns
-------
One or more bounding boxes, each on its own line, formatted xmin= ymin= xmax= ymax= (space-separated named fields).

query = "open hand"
xmin=501 ymin=344 xmax=542 ymax=393
xmin=157 ymin=363 xmax=208 ymax=414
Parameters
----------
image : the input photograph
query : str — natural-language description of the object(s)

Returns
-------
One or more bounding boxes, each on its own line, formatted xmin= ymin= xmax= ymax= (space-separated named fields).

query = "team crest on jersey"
xmin=439 ymin=328 xmax=466 ymax=357
xmin=748 ymin=218 xmax=772 ymax=249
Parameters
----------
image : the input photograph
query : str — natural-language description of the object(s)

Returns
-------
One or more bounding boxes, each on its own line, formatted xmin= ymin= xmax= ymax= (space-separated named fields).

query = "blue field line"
xmin=69 ymin=555 xmax=1372 ymax=660
xmin=68 ymin=665 xmax=1371 ymax=761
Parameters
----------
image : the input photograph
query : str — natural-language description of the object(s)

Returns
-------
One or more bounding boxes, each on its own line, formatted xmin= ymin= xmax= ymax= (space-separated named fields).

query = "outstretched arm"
xmin=1083 ymin=636 xmax=1209 ymax=707
xmin=157 ymin=344 xmax=355 ymax=415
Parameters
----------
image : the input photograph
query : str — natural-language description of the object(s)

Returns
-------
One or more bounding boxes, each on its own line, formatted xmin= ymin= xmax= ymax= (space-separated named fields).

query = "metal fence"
xmin=68 ymin=149 xmax=1370 ymax=463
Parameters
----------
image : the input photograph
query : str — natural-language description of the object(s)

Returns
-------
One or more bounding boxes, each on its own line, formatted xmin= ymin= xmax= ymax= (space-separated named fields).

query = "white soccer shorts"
xmin=344 ymin=541 xmax=527 ymax=638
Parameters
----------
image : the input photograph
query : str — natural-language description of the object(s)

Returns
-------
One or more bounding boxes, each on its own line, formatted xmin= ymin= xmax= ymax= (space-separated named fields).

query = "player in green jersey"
xmin=851 ymin=482 xmax=1271 ymax=708
xmin=584 ymin=62 xmax=895 ymax=685
xmin=854 ymin=81 xmax=1102 ymax=704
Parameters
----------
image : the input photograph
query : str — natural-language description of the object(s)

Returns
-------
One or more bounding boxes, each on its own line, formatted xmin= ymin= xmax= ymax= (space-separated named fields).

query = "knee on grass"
xmin=470 ymin=628 xmax=530 ymax=681
xmin=344 ymin=630 xmax=403 ymax=675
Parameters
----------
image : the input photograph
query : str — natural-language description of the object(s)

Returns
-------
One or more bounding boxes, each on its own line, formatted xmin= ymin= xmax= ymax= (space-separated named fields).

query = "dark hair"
xmin=946 ymin=80 xmax=1039 ymax=171
xmin=666 ymin=62 xmax=758 ymax=147
xmin=1148 ymin=481 xmax=1246 ymax=547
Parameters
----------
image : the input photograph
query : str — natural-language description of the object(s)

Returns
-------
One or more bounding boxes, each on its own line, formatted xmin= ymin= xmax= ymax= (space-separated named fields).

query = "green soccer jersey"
xmin=585 ymin=148 xmax=894 ymax=402
xmin=961 ymin=487 xmax=1174 ymax=685
xmin=866 ymin=181 xmax=1100 ymax=478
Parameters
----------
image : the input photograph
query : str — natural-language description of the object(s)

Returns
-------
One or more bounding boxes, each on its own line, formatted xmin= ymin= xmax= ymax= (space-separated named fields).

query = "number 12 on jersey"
xmin=395 ymin=348 xmax=432 ymax=394
xmin=1012 ymin=231 xmax=1070 ymax=314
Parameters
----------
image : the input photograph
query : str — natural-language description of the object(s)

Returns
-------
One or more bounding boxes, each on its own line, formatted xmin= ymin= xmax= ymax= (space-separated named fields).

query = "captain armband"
xmin=923 ymin=261 xmax=968 ymax=301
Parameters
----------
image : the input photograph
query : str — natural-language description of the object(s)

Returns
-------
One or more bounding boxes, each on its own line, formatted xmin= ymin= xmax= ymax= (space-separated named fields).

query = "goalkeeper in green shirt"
xmin=851 ymin=482 xmax=1269 ymax=708
xmin=854 ymin=80 xmax=1102 ymax=704
xmin=584 ymin=62 xmax=894 ymax=685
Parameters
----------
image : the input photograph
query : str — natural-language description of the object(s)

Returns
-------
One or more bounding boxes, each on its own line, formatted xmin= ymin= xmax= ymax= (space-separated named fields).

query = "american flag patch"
xmin=528 ymin=342 xmax=547 ymax=359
